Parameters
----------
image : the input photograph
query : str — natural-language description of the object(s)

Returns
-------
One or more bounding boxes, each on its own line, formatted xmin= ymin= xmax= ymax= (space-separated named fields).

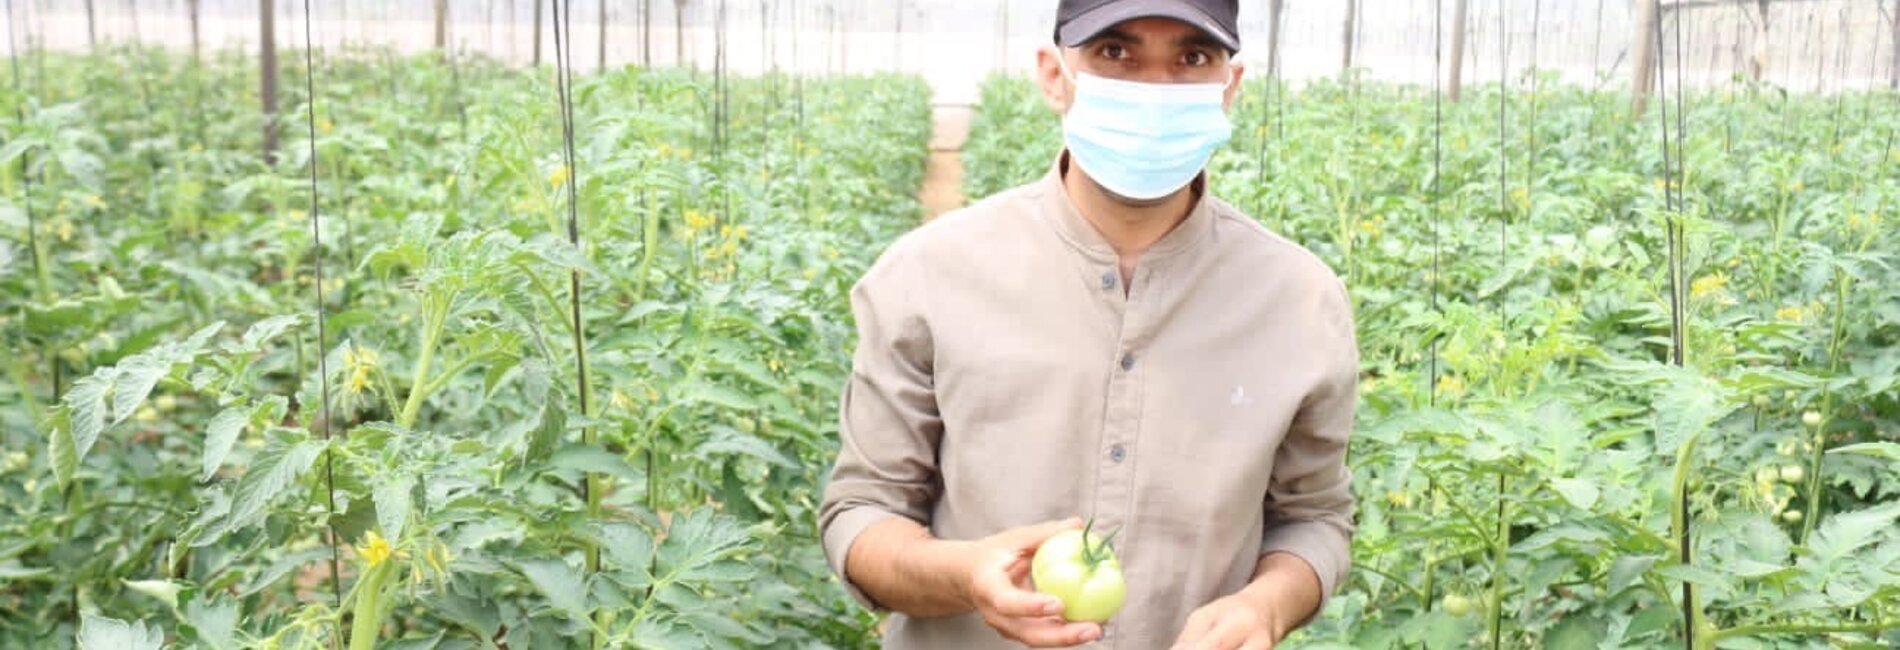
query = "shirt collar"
xmin=1035 ymin=150 xmax=1217 ymax=264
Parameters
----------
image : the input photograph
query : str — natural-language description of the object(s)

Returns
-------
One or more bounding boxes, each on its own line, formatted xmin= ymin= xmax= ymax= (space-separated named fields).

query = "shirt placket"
xmin=1092 ymin=263 xmax=1152 ymax=648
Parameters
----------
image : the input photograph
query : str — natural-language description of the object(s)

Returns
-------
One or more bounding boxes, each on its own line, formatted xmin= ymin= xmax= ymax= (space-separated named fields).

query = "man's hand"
xmin=1169 ymin=592 xmax=1282 ymax=650
xmin=963 ymin=519 xmax=1104 ymax=648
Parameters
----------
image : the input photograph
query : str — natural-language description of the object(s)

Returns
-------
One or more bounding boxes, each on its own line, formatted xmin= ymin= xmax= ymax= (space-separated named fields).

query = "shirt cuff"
xmin=1259 ymin=518 xmax=1352 ymax=617
xmin=821 ymin=505 xmax=906 ymax=612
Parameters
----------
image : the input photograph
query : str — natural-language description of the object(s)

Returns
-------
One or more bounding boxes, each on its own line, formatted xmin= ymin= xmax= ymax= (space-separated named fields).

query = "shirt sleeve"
xmin=1259 ymin=277 xmax=1358 ymax=620
xmin=817 ymin=238 xmax=944 ymax=612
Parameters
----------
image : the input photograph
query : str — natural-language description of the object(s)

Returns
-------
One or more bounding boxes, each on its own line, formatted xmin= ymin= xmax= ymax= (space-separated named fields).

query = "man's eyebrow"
xmin=1175 ymin=32 xmax=1225 ymax=52
xmin=1085 ymin=28 xmax=1138 ymax=45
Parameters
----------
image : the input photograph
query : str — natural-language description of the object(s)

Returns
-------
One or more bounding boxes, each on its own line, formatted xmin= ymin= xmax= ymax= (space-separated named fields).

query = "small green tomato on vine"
xmin=1031 ymin=519 xmax=1126 ymax=623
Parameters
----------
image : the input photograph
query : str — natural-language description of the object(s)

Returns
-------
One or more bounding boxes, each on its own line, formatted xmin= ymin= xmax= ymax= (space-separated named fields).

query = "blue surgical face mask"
xmin=1058 ymin=55 xmax=1236 ymax=201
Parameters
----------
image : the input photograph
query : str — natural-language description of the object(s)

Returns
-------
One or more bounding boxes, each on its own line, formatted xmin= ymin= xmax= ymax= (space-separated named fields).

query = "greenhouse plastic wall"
xmin=7 ymin=1 xmax=1898 ymax=105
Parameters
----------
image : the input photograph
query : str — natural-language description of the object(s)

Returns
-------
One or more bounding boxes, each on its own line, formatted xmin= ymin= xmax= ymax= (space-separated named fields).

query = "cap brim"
xmin=1056 ymin=1 xmax=1240 ymax=53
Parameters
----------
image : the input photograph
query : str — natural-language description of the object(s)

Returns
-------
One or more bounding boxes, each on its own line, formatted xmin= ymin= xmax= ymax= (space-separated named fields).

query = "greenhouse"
xmin=1 ymin=0 xmax=1896 ymax=648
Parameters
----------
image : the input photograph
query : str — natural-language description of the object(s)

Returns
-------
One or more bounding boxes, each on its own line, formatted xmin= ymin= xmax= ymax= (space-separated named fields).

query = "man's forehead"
xmin=1087 ymin=17 xmax=1225 ymax=47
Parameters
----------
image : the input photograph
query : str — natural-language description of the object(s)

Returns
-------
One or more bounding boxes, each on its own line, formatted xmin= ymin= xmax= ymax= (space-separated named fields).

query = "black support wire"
xmin=1487 ymin=4 xmax=1512 ymax=650
xmin=1429 ymin=0 xmax=1443 ymax=410
xmin=298 ymin=0 xmax=345 ymax=643
xmin=6 ymin=0 xmax=39 ymax=305
xmin=1650 ymin=2 xmax=1693 ymax=647
xmin=549 ymin=1 xmax=603 ymax=646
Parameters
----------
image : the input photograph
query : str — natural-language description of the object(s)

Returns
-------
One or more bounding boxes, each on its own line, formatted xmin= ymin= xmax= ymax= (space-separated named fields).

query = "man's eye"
xmin=1100 ymin=44 xmax=1128 ymax=60
xmin=1184 ymin=51 xmax=1211 ymax=66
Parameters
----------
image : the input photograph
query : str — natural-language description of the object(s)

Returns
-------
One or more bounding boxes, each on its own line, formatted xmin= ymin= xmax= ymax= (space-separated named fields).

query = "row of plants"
xmin=2 ymin=45 xmax=930 ymax=649
xmin=963 ymin=72 xmax=1900 ymax=648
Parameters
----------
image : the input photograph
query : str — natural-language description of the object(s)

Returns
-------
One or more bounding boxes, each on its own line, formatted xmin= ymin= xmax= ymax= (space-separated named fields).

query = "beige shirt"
xmin=818 ymin=154 xmax=1358 ymax=649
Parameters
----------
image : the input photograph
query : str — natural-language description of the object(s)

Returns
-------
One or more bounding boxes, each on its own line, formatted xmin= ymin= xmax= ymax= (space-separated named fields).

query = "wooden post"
xmin=84 ymin=0 xmax=97 ymax=47
xmin=598 ymin=0 xmax=608 ymax=69
xmin=1449 ymin=0 xmax=1469 ymax=101
xmin=434 ymin=0 xmax=449 ymax=51
xmin=1890 ymin=0 xmax=1898 ymax=89
xmin=1341 ymin=0 xmax=1357 ymax=75
xmin=676 ymin=0 xmax=689 ymax=66
xmin=534 ymin=0 xmax=544 ymax=66
xmin=188 ymin=0 xmax=201 ymax=64
xmin=260 ymin=0 xmax=279 ymax=165
xmin=643 ymin=0 xmax=653 ymax=65
xmin=1631 ymin=0 xmax=1659 ymax=116
xmin=1266 ymin=0 xmax=1284 ymax=80
xmin=1748 ymin=0 xmax=1769 ymax=81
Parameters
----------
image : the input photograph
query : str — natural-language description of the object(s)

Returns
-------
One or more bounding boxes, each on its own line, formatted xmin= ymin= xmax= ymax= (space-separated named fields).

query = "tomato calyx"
xmin=1077 ymin=518 xmax=1122 ymax=570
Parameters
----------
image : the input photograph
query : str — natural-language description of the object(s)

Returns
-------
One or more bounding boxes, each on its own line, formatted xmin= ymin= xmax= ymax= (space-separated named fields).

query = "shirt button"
xmin=1101 ymin=271 xmax=1117 ymax=290
xmin=1120 ymin=352 xmax=1135 ymax=371
xmin=1108 ymin=445 xmax=1127 ymax=463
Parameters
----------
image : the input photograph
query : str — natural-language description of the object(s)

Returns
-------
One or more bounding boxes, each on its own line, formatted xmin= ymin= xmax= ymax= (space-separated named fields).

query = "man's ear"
xmin=1037 ymin=46 xmax=1074 ymax=114
xmin=1222 ymin=61 xmax=1247 ymax=112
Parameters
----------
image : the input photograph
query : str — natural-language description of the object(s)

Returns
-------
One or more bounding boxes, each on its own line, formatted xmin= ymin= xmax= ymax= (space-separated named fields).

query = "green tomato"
xmin=1031 ymin=528 xmax=1126 ymax=623
xmin=1778 ymin=465 xmax=1804 ymax=484
xmin=1442 ymin=594 xmax=1473 ymax=617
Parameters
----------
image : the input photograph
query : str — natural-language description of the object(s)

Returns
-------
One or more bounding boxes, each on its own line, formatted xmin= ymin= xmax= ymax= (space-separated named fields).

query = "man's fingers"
xmin=997 ymin=616 xmax=1102 ymax=648
xmin=1238 ymin=634 xmax=1275 ymax=650
xmin=1171 ymin=608 xmax=1216 ymax=648
xmin=973 ymin=555 xmax=1063 ymax=617
xmin=987 ymin=582 xmax=1064 ymax=618
xmin=1187 ymin=614 xmax=1250 ymax=650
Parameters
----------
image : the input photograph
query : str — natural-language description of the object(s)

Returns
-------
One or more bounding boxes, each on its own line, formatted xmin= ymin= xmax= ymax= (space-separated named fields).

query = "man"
xmin=816 ymin=1 xmax=1358 ymax=648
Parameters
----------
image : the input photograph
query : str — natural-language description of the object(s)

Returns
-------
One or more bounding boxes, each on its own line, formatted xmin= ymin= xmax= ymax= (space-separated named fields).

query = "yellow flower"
xmin=56 ymin=221 xmax=73 ymax=242
xmin=1689 ymin=273 xmax=1727 ymax=300
xmin=345 ymin=346 xmax=380 ymax=396
xmin=547 ymin=165 xmax=569 ymax=189
xmin=318 ymin=118 xmax=334 ymax=134
xmin=85 ymin=195 xmax=105 ymax=209
xmin=357 ymin=531 xmax=396 ymax=568
xmin=1510 ymin=187 xmax=1530 ymax=212
xmin=683 ymin=210 xmax=717 ymax=234
xmin=1436 ymin=374 xmax=1464 ymax=395
xmin=1775 ymin=305 xmax=1806 ymax=323
xmin=657 ymin=143 xmax=673 ymax=157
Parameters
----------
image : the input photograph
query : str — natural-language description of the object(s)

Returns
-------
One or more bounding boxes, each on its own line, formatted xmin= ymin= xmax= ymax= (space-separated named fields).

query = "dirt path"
xmin=919 ymin=105 xmax=973 ymax=221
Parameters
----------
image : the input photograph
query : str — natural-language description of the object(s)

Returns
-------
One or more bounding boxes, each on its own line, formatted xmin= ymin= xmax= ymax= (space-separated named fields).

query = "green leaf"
xmin=516 ymin=559 xmax=590 ymax=621
xmin=201 ymin=407 xmax=247 ymax=482
xmin=1549 ymin=477 xmax=1600 ymax=511
xmin=235 ymin=314 xmax=301 ymax=353
xmin=122 ymin=579 xmax=184 ymax=609
xmin=77 ymin=614 xmax=164 ymax=650
xmin=66 ymin=369 xmax=116 ymax=461
xmin=183 ymin=595 xmax=239 ymax=650
xmin=597 ymin=522 xmax=654 ymax=579
xmin=550 ymin=444 xmax=643 ymax=482
xmin=223 ymin=438 xmax=327 ymax=535
xmin=1829 ymin=442 xmax=1900 ymax=461
xmin=374 ymin=474 xmax=416 ymax=541
xmin=676 ymin=378 xmax=759 ymax=411
xmin=1804 ymin=502 xmax=1900 ymax=568
xmin=525 ymin=402 xmax=566 ymax=465
xmin=45 ymin=410 xmax=77 ymax=489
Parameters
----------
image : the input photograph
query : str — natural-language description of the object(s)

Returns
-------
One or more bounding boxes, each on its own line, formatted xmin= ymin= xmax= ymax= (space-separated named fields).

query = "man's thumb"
xmin=1005 ymin=517 xmax=1084 ymax=551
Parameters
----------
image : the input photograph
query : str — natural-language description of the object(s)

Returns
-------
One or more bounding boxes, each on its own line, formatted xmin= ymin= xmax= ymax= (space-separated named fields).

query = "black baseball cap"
xmin=1055 ymin=0 xmax=1241 ymax=53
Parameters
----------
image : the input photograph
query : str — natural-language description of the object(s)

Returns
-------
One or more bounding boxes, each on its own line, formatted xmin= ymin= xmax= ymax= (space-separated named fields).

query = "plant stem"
xmin=347 ymin=559 xmax=396 ymax=650
xmin=1672 ymin=428 xmax=1707 ymax=647
xmin=1799 ymin=269 xmax=1851 ymax=544
xmin=396 ymin=296 xmax=449 ymax=430
xmin=1703 ymin=620 xmax=1899 ymax=648
xmin=1487 ymin=472 xmax=1508 ymax=650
